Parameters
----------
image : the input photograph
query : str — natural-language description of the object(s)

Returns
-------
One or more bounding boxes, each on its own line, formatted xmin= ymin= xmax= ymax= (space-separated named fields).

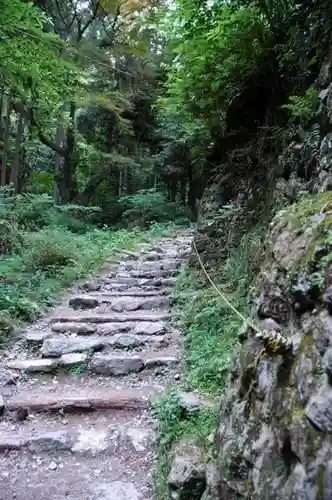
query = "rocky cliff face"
xmin=201 ymin=191 xmax=332 ymax=499
xmin=192 ymin=70 xmax=332 ymax=499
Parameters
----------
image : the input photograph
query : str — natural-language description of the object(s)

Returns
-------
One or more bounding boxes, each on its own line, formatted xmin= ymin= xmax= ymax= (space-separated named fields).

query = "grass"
xmin=152 ymin=388 xmax=218 ymax=500
xmin=0 ymin=220 xmax=175 ymax=346
xmin=152 ymin=228 xmax=264 ymax=497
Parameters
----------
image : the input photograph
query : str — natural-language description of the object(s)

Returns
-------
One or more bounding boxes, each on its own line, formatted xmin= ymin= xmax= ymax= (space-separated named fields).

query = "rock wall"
xmin=195 ymin=64 xmax=332 ymax=500
xmin=202 ymin=192 xmax=332 ymax=499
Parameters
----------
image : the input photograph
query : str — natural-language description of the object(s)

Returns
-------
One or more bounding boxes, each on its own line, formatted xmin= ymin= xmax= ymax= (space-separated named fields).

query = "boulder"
xmin=168 ymin=439 xmax=206 ymax=500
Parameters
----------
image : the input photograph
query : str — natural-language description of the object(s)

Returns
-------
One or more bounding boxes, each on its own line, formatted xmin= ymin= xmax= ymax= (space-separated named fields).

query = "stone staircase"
xmin=0 ymin=229 xmax=193 ymax=500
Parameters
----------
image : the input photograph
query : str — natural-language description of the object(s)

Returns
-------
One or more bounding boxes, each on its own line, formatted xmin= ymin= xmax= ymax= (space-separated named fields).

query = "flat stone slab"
xmin=52 ymin=312 xmax=171 ymax=323
xmin=60 ymin=352 xmax=88 ymax=366
xmin=51 ymin=322 xmax=97 ymax=334
xmin=28 ymin=430 xmax=72 ymax=453
xmin=89 ymin=354 xmax=144 ymax=376
xmin=41 ymin=336 xmax=103 ymax=357
xmin=24 ymin=330 xmax=55 ymax=344
xmin=110 ymin=297 xmax=143 ymax=312
xmin=6 ymin=388 xmax=153 ymax=412
xmin=132 ymin=321 xmax=167 ymax=336
xmin=7 ymin=358 xmax=59 ymax=373
xmin=106 ymin=333 xmax=163 ymax=349
xmin=90 ymin=290 xmax=168 ymax=297
xmin=97 ymin=322 xmax=134 ymax=335
xmin=0 ymin=437 xmax=27 ymax=451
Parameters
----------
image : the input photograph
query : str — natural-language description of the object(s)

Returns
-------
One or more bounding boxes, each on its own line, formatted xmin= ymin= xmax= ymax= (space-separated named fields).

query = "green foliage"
xmin=282 ymin=88 xmax=319 ymax=121
xmin=0 ymin=220 xmax=24 ymax=255
xmin=0 ymin=0 xmax=79 ymax=114
xmin=152 ymin=388 xmax=217 ymax=500
xmin=174 ymin=228 xmax=263 ymax=394
xmin=120 ymin=190 xmax=191 ymax=227
xmin=159 ymin=1 xmax=272 ymax=129
xmin=0 ymin=192 xmax=173 ymax=343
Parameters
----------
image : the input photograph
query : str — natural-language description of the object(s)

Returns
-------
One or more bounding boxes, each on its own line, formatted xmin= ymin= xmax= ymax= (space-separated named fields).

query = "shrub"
xmin=0 ymin=311 xmax=14 ymax=346
xmin=10 ymin=194 xmax=54 ymax=230
xmin=120 ymin=189 xmax=191 ymax=227
xmin=23 ymin=229 xmax=76 ymax=272
xmin=0 ymin=220 xmax=24 ymax=255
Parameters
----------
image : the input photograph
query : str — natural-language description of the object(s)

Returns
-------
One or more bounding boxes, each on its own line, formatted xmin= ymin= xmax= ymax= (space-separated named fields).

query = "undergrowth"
xmin=152 ymin=388 xmax=218 ymax=500
xmin=152 ymin=228 xmax=264 ymax=497
xmin=0 ymin=216 xmax=174 ymax=346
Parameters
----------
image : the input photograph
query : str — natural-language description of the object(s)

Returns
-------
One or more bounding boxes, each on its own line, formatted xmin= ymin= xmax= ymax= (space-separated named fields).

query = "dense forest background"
xmin=1 ymin=0 xmax=332 ymax=347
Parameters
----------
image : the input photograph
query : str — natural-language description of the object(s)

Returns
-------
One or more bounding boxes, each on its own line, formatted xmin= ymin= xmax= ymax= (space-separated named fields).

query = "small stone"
xmin=6 ymin=359 xmax=59 ymax=373
xmin=60 ymin=352 xmax=88 ymax=367
xmin=132 ymin=321 xmax=167 ymax=336
xmin=108 ymin=334 xmax=145 ymax=349
xmin=95 ymin=481 xmax=143 ymax=500
xmin=161 ymin=260 xmax=180 ymax=272
xmin=174 ymin=373 xmax=181 ymax=380
xmin=69 ymin=296 xmax=99 ymax=310
xmin=122 ymin=427 xmax=156 ymax=452
xmin=24 ymin=330 xmax=55 ymax=344
xmin=0 ymin=394 xmax=4 ymax=414
xmin=145 ymin=356 xmax=179 ymax=369
xmin=28 ymin=430 xmax=72 ymax=453
xmin=80 ymin=280 xmax=100 ymax=292
xmin=177 ymin=392 xmax=205 ymax=414
xmin=48 ymin=461 xmax=57 ymax=470
xmin=143 ymin=252 xmax=161 ymax=261
xmin=111 ymin=298 xmax=142 ymax=312
xmin=89 ymin=354 xmax=144 ymax=376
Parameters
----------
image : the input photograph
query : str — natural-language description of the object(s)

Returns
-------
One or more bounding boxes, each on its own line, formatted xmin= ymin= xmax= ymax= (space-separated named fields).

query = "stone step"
xmin=34 ymin=320 xmax=168 ymax=338
xmin=38 ymin=333 xmax=168 ymax=356
xmin=125 ymin=270 xmax=179 ymax=279
xmin=6 ymin=351 xmax=179 ymax=375
xmin=89 ymin=352 xmax=179 ymax=376
xmin=0 ymin=423 xmax=156 ymax=456
xmin=40 ymin=336 xmax=104 ymax=357
xmin=51 ymin=311 xmax=172 ymax=324
xmin=68 ymin=295 xmax=169 ymax=312
xmin=88 ymin=290 xmax=169 ymax=297
xmin=5 ymin=385 xmax=156 ymax=412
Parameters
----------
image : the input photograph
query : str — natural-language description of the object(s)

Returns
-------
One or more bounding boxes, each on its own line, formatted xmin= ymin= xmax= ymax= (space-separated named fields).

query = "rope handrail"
xmin=191 ymin=238 xmax=293 ymax=355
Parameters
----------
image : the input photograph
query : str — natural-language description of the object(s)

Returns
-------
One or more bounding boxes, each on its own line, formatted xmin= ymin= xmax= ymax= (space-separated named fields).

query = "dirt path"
xmin=0 ymin=229 xmax=193 ymax=500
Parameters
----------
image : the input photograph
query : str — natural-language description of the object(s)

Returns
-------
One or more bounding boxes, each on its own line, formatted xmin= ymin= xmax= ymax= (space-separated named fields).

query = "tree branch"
xmin=30 ymin=109 xmax=66 ymax=156
xmin=79 ymin=0 xmax=102 ymax=39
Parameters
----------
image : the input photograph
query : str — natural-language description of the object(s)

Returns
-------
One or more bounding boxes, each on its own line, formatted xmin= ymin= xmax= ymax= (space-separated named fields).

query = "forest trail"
xmin=0 ymin=228 xmax=193 ymax=500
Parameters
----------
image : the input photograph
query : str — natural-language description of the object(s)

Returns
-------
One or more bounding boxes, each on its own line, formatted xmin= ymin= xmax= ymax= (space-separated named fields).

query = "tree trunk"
xmin=58 ymin=102 xmax=78 ymax=203
xmin=1 ymin=95 xmax=11 ymax=186
xmin=187 ymin=164 xmax=198 ymax=219
xmin=10 ymin=109 xmax=25 ymax=191
xmin=54 ymin=117 xmax=65 ymax=204
xmin=170 ymin=177 xmax=177 ymax=202
xmin=180 ymin=176 xmax=186 ymax=204
xmin=118 ymin=168 xmax=123 ymax=196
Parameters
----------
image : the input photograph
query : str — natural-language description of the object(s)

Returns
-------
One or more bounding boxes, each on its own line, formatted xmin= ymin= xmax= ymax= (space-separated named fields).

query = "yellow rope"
xmin=192 ymin=239 xmax=293 ymax=354
xmin=192 ymin=239 xmax=261 ymax=334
